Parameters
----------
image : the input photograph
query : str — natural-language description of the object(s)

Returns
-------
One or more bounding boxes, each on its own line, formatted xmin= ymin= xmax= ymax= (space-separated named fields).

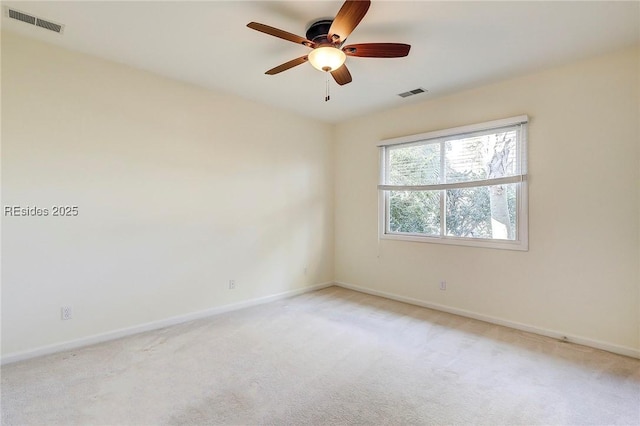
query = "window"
xmin=378 ymin=116 xmax=528 ymax=250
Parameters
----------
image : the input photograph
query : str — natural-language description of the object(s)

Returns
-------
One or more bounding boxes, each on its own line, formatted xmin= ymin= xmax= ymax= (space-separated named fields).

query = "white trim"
xmin=1 ymin=282 xmax=334 ymax=365
xmin=380 ymin=232 xmax=528 ymax=251
xmin=378 ymin=117 xmax=529 ymax=251
xmin=378 ymin=115 xmax=529 ymax=147
xmin=333 ymin=281 xmax=640 ymax=359
xmin=378 ymin=148 xmax=388 ymax=243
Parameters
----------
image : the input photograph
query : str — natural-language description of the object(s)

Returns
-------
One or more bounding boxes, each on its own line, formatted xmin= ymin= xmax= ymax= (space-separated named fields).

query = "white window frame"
xmin=378 ymin=115 xmax=529 ymax=251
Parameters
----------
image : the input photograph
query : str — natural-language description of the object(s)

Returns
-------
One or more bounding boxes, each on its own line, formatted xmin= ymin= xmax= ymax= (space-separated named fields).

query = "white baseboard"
xmin=1 ymin=282 xmax=333 ymax=365
xmin=5 ymin=281 xmax=637 ymax=363
xmin=333 ymin=281 xmax=640 ymax=359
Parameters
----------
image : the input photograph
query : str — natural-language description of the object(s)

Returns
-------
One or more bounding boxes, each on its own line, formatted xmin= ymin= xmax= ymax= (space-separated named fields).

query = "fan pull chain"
xmin=325 ymin=72 xmax=330 ymax=102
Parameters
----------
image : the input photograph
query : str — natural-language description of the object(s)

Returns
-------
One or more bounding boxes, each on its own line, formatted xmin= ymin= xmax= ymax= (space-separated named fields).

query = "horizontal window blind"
xmin=378 ymin=115 xmax=528 ymax=147
xmin=378 ymin=175 xmax=524 ymax=191
xmin=379 ymin=117 xmax=528 ymax=191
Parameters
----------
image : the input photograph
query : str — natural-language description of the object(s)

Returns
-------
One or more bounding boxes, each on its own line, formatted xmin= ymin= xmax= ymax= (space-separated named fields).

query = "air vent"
xmin=36 ymin=18 xmax=63 ymax=33
xmin=8 ymin=9 xmax=35 ymax=25
xmin=398 ymin=88 xmax=427 ymax=98
xmin=5 ymin=7 xmax=64 ymax=34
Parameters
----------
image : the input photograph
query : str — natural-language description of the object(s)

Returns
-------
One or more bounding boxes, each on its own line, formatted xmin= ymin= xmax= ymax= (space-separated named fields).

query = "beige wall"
xmin=335 ymin=47 xmax=640 ymax=354
xmin=1 ymin=32 xmax=334 ymax=356
xmin=2 ymin=30 xmax=639 ymax=359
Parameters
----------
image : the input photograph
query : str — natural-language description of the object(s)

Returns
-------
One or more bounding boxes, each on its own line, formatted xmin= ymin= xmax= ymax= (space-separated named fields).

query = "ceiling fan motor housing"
xmin=306 ymin=20 xmax=335 ymax=45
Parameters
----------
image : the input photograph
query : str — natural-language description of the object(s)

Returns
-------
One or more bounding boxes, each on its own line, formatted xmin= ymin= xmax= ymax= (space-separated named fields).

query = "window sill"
xmin=380 ymin=232 xmax=528 ymax=251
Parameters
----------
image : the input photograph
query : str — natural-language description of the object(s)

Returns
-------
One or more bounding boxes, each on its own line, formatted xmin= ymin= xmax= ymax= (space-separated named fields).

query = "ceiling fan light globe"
xmin=308 ymin=47 xmax=346 ymax=72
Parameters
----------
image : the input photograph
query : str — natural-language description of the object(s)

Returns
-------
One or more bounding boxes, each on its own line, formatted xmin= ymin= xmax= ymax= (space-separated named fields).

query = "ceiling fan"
xmin=247 ymin=0 xmax=411 ymax=88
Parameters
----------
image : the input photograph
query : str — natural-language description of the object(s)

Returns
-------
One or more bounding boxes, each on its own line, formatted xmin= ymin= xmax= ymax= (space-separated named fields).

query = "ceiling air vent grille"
xmin=398 ymin=88 xmax=427 ymax=98
xmin=8 ymin=9 xmax=35 ymax=25
xmin=5 ymin=7 xmax=64 ymax=34
xmin=36 ymin=18 xmax=63 ymax=33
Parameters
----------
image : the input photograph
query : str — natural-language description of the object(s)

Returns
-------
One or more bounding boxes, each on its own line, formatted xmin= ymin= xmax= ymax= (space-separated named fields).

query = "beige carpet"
xmin=2 ymin=286 xmax=639 ymax=425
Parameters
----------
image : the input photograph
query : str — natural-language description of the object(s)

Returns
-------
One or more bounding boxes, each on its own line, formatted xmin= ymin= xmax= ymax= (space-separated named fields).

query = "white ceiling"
xmin=2 ymin=1 xmax=639 ymax=123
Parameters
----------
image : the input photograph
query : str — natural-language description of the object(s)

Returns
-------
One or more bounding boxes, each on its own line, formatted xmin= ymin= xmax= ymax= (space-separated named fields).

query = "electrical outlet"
xmin=61 ymin=306 xmax=72 ymax=320
xmin=304 ymin=266 xmax=308 ymax=275
xmin=229 ymin=280 xmax=236 ymax=290
xmin=439 ymin=281 xmax=447 ymax=291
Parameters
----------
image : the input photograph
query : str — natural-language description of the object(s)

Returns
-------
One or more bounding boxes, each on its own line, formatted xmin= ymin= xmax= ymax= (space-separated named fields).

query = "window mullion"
xmin=440 ymin=140 xmax=446 ymax=237
xmin=381 ymin=147 xmax=390 ymax=234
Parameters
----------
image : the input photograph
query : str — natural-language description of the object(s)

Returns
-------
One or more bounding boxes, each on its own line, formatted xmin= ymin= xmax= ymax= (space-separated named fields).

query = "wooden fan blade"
xmin=265 ymin=55 xmax=309 ymax=75
xmin=331 ymin=65 xmax=352 ymax=86
xmin=247 ymin=22 xmax=314 ymax=47
xmin=328 ymin=0 xmax=371 ymax=44
xmin=343 ymin=43 xmax=411 ymax=58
